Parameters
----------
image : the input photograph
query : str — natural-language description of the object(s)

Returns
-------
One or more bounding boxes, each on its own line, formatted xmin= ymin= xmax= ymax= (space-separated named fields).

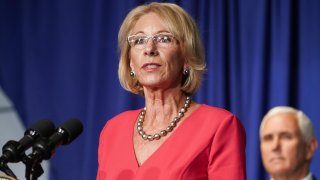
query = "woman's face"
xmin=129 ymin=13 xmax=184 ymax=91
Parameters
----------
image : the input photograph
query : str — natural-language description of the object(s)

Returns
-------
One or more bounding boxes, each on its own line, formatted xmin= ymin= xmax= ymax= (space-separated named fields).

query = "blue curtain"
xmin=1 ymin=0 xmax=319 ymax=179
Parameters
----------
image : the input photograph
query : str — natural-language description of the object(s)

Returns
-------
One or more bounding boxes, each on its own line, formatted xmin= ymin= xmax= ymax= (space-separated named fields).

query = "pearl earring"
xmin=183 ymin=68 xmax=189 ymax=75
xmin=130 ymin=70 xmax=135 ymax=77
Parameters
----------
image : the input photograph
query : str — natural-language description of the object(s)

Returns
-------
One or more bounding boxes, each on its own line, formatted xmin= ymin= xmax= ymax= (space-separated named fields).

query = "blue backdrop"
xmin=0 ymin=0 xmax=319 ymax=179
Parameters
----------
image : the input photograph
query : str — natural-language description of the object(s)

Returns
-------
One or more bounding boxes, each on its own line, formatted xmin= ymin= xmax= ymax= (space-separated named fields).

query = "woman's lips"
xmin=142 ymin=63 xmax=161 ymax=71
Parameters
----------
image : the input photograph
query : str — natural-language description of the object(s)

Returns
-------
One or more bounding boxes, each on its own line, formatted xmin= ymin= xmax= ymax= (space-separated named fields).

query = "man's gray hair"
xmin=260 ymin=106 xmax=315 ymax=143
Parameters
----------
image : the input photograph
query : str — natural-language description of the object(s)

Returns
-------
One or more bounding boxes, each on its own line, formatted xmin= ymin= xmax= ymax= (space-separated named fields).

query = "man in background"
xmin=260 ymin=106 xmax=318 ymax=180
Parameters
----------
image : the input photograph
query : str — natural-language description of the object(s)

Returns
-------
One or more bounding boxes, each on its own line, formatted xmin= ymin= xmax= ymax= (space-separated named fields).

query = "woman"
xmin=97 ymin=2 xmax=246 ymax=180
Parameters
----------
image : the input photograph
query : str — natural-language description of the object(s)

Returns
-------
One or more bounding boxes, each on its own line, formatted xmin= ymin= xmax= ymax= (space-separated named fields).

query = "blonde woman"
xmin=97 ymin=2 xmax=246 ymax=180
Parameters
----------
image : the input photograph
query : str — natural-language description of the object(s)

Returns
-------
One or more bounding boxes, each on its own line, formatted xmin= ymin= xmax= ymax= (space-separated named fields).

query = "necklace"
xmin=136 ymin=96 xmax=191 ymax=141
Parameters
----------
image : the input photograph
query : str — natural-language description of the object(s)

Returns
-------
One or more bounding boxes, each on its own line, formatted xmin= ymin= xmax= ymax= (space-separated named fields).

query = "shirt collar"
xmin=302 ymin=172 xmax=313 ymax=180
xmin=270 ymin=172 xmax=313 ymax=180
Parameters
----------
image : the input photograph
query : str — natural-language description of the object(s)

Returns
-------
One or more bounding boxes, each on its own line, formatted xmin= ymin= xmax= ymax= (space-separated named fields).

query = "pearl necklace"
xmin=136 ymin=96 xmax=191 ymax=141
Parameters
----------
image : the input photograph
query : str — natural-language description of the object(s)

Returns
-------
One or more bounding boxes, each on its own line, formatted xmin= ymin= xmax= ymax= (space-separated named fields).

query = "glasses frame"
xmin=127 ymin=33 xmax=175 ymax=49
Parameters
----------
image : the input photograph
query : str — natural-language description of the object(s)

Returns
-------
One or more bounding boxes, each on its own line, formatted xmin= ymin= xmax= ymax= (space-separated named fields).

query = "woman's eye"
xmin=157 ymin=35 xmax=172 ymax=43
xmin=134 ymin=38 xmax=146 ymax=45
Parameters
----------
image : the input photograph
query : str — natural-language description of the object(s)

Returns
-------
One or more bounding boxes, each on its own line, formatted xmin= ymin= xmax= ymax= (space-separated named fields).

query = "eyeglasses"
xmin=127 ymin=33 xmax=175 ymax=49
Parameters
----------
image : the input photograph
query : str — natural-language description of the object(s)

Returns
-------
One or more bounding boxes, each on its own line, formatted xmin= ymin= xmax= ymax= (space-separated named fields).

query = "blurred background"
xmin=0 ymin=0 xmax=319 ymax=179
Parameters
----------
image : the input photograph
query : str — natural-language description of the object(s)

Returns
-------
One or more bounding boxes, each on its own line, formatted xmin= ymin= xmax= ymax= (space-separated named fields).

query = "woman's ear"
xmin=183 ymin=64 xmax=190 ymax=75
xmin=130 ymin=59 xmax=134 ymax=70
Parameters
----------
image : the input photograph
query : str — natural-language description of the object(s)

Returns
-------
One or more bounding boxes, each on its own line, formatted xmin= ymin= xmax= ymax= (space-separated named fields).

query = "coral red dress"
xmin=97 ymin=104 xmax=246 ymax=180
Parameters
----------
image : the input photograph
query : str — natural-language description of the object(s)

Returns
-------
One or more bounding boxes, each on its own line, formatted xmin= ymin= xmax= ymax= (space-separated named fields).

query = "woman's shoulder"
xmin=197 ymin=104 xmax=236 ymax=118
xmin=108 ymin=109 xmax=141 ymax=125
xmin=101 ymin=109 xmax=141 ymax=132
xmin=195 ymin=104 xmax=245 ymax=135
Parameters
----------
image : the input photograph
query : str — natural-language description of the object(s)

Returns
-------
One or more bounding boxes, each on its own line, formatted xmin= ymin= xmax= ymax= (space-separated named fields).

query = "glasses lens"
xmin=128 ymin=36 xmax=146 ymax=48
xmin=128 ymin=34 xmax=174 ymax=49
xmin=154 ymin=34 xmax=174 ymax=47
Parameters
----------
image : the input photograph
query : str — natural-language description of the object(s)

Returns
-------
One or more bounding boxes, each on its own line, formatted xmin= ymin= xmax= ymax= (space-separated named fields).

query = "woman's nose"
xmin=144 ymin=39 xmax=159 ymax=56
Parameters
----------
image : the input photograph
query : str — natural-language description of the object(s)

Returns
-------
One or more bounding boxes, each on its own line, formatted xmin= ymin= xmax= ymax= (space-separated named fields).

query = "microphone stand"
xmin=23 ymin=136 xmax=50 ymax=180
xmin=23 ymin=153 xmax=44 ymax=180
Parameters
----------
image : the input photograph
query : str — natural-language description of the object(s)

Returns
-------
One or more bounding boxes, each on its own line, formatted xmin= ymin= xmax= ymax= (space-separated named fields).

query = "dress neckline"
xmin=129 ymin=104 xmax=204 ymax=168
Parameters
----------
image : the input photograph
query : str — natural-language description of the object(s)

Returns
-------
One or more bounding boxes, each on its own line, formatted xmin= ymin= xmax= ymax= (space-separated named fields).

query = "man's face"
xmin=260 ymin=113 xmax=307 ymax=177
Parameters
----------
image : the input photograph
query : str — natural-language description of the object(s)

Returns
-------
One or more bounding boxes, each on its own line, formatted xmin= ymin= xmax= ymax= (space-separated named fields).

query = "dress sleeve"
xmin=96 ymin=121 xmax=109 ymax=180
xmin=208 ymin=114 xmax=246 ymax=180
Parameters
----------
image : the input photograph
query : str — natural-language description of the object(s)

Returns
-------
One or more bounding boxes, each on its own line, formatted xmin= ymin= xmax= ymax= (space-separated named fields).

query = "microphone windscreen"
xmin=59 ymin=119 xmax=83 ymax=145
xmin=25 ymin=119 xmax=55 ymax=137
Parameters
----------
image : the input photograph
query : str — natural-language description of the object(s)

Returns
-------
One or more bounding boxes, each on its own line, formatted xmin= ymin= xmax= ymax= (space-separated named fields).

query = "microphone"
xmin=0 ymin=119 xmax=55 ymax=164
xmin=28 ymin=118 xmax=83 ymax=161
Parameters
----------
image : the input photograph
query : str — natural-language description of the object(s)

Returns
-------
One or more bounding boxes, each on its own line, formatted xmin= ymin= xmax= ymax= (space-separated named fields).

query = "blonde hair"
xmin=259 ymin=106 xmax=316 ymax=143
xmin=118 ymin=2 xmax=206 ymax=96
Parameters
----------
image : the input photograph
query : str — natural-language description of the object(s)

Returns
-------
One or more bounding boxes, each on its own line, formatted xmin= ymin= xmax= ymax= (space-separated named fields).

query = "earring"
xmin=130 ymin=70 xmax=135 ymax=77
xmin=183 ymin=68 xmax=189 ymax=75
